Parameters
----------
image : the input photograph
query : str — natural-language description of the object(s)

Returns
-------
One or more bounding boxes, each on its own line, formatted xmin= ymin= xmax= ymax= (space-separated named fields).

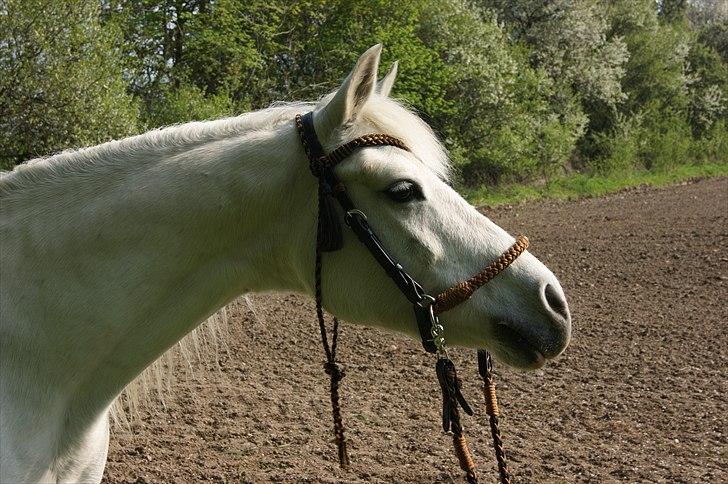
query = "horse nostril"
xmin=544 ymin=283 xmax=569 ymax=321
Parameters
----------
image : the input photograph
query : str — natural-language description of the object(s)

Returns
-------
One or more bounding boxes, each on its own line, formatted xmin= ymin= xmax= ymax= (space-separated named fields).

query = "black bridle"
xmin=296 ymin=111 xmax=442 ymax=353
xmin=295 ymin=111 xmax=520 ymax=483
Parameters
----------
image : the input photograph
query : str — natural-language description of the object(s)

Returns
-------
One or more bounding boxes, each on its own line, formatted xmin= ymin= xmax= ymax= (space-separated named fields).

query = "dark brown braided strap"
xmin=295 ymin=112 xmax=409 ymax=468
xmin=434 ymin=236 xmax=529 ymax=315
xmin=325 ymin=134 xmax=409 ymax=167
xmin=479 ymin=350 xmax=511 ymax=484
xmin=295 ymin=113 xmax=409 ymax=174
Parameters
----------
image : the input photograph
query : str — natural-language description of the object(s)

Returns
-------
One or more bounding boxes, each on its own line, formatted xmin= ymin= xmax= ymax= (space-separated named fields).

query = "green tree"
xmin=480 ymin=0 xmax=629 ymax=171
xmin=482 ymin=0 xmax=628 ymax=110
xmin=0 ymin=0 xmax=138 ymax=169
xmin=686 ymin=38 xmax=728 ymax=135
xmin=589 ymin=0 xmax=718 ymax=171
xmin=690 ymin=0 xmax=728 ymax=71
xmin=6 ymin=0 xmax=722 ymax=182
xmin=103 ymin=0 xmax=288 ymax=111
xmin=698 ymin=21 xmax=728 ymax=64
xmin=658 ymin=0 xmax=688 ymax=23
xmin=688 ymin=0 xmax=728 ymax=27
xmin=422 ymin=0 xmax=585 ymax=183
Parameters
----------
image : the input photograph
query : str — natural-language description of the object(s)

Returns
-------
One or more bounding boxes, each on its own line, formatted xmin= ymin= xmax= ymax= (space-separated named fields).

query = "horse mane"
xmin=110 ymin=302 xmax=234 ymax=426
xmin=0 ymin=101 xmax=314 ymax=197
xmin=1 ymin=95 xmax=450 ymax=199
xmin=357 ymin=96 xmax=451 ymax=182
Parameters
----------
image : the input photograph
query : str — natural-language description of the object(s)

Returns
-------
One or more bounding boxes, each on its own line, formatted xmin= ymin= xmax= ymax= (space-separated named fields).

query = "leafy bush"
xmin=686 ymin=41 xmax=728 ymax=135
xmin=693 ymin=121 xmax=728 ymax=163
xmin=143 ymin=84 xmax=234 ymax=128
xmin=0 ymin=0 xmax=138 ymax=169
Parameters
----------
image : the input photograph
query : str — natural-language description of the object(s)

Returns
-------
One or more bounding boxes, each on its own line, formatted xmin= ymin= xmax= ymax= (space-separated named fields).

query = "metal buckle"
xmin=422 ymin=296 xmax=447 ymax=358
xmin=414 ymin=295 xmax=448 ymax=357
xmin=417 ymin=294 xmax=436 ymax=309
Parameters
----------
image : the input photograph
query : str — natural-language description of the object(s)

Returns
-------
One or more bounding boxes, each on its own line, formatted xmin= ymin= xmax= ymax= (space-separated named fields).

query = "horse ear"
xmin=377 ymin=61 xmax=398 ymax=97
xmin=316 ymin=44 xmax=382 ymax=133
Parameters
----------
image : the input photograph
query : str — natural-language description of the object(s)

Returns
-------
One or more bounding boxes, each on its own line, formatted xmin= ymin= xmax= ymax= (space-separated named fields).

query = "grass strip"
xmin=462 ymin=163 xmax=728 ymax=207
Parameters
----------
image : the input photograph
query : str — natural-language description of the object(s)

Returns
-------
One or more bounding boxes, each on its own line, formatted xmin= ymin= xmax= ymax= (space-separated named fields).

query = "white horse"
xmin=0 ymin=45 xmax=570 ymax=483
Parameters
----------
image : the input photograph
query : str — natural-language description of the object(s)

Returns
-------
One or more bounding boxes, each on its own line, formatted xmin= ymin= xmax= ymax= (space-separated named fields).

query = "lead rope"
xmin=295 ymin=112 xmax=526 ymax=480
xmin=432 ymin=351 xmax=510 ymax=484
xmin=478 ymin=350 xmax=511 ymax=483
xmin=314 ymin=179 xmax=350 ymax=468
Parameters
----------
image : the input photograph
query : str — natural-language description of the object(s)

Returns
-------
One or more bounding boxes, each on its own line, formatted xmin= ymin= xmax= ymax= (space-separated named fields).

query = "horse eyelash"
xmin=384 ymin=180 xmax=424 ymax=202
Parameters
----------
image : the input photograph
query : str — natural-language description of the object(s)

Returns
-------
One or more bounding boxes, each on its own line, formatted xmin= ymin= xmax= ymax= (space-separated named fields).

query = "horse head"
xmin=293 ymin=45 xmax=571 ymax=369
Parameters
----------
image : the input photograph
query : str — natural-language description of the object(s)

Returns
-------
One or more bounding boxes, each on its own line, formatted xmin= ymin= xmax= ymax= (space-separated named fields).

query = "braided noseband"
xmin=434 ymin=235 xmax=530 ymax=315
xmin=295 ymin=111 xmax=526 ymax=484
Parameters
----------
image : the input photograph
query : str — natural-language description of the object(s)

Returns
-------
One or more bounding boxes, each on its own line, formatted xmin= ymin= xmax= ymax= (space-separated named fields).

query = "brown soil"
xmin=103 ymin=177 xmax=728 ymax=483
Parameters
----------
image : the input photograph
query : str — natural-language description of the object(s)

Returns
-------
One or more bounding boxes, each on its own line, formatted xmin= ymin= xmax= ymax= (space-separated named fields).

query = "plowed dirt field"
xmin=103 ymin=177 xmax=728 ymax=483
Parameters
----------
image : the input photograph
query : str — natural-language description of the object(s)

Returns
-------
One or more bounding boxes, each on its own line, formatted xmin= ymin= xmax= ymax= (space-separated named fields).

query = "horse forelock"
xmin=356 ymin=95 xmax=451 ymax=183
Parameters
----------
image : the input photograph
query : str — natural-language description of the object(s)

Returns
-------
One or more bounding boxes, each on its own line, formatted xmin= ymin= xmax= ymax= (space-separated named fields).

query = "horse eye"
xmin=385 ymin=180 xmax=420 ymax=203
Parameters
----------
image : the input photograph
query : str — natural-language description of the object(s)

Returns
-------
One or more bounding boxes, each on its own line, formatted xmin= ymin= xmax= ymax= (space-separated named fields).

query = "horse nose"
xmin=543 ymin=283 xmax=570 ymax=323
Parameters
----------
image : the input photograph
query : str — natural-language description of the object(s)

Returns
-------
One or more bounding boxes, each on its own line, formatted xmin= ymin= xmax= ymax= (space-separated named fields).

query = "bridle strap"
xmin=340 ymin=208 xmax=439 ymax=354
xmin=295 ymin=111 xmax=524 ymax=483
xmin=296 ymin=112 xmax=438 ymax=352
xmin=434 ymin=235 xmax=530 ymax=315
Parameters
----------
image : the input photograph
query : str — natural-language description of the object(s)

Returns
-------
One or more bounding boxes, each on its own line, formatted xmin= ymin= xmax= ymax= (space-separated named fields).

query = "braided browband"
xmin=326 ymin=134 xmax=409 ymax=166
xmin=295 ymin=113 xmax=409 ymax=174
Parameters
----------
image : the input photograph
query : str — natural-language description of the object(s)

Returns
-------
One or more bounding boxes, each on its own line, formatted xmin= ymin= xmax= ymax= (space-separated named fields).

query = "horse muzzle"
xmin=492 ymin=284 xmax=571 ymax=369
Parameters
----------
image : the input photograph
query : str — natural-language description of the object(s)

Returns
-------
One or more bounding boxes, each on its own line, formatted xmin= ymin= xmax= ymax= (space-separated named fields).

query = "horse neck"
xmin=2 ymin=119 xmax=314 ymax=427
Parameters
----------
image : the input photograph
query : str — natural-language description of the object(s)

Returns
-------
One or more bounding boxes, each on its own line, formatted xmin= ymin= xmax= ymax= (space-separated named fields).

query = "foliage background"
xmin=1 ymin=0 xmax=726 ymax=187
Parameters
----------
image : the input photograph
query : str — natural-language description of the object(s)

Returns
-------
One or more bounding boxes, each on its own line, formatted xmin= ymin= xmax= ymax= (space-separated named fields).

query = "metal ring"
xmin=344 ymin=209 xmax=368 ymax=226
xmin=417 ymin=294 xmax=436 ymax=308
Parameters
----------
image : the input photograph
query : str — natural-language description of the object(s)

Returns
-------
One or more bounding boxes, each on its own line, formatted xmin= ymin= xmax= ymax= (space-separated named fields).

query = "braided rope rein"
xmin=434 ymin=236 xmax=528 ymax=484
xmin=479 ymin=350 xmax=511 ymax=484
xmin=295 ymin=113 xmax=524 ymax=483
xmin=296 ymin=114 xmax=350 ymax=467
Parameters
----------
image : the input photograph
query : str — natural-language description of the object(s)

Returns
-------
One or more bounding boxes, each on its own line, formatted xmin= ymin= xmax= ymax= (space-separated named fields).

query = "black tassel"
xmin=319 ymin=180 xmax=344 ymax=252
xmin=436 ymin=358 xmax=473 ymax=433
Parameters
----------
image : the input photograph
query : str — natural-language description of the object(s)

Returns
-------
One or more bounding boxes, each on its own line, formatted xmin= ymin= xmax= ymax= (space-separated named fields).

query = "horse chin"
xmin=489 ymin=322 xmax=547 ymax=370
